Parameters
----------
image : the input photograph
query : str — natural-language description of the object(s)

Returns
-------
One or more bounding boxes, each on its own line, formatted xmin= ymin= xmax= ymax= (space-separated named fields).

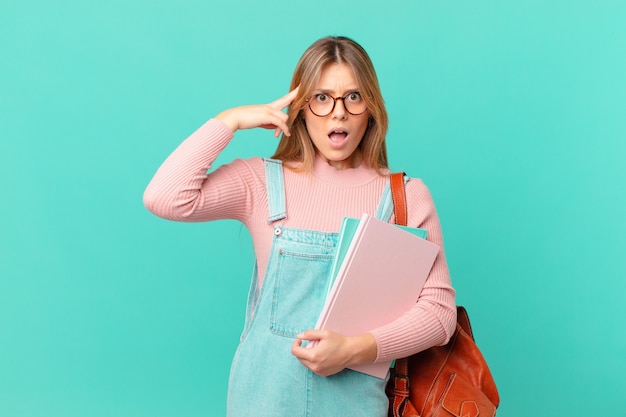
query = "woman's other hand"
xmin=291 ymin=329 xmax=378 ymax=377
xmin=215 ymin=87 xmax=299 ymax=138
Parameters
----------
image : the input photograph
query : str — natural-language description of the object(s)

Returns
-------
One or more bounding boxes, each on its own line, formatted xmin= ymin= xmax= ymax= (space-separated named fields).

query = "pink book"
xmin=314 ymin=213 xmax=440 ymax=378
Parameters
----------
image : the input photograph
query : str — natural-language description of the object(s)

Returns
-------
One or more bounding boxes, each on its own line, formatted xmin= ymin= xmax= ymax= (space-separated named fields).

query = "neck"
xmin=319 ymin=150 xmax=363 ymax=170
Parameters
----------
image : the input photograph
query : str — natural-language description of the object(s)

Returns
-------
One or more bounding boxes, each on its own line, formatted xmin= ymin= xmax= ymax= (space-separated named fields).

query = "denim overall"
xmin=226 ymin=159 xmax=398 ymax=417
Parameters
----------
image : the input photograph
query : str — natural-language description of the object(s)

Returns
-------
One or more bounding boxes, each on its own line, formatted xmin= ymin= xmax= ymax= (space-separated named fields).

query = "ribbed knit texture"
xmin=144 ymin=118 xmax=457 ymax=362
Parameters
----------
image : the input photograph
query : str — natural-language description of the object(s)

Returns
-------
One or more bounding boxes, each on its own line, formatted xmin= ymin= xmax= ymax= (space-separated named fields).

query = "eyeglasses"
xmin=306 ymin=92 xmax=367 ymax=117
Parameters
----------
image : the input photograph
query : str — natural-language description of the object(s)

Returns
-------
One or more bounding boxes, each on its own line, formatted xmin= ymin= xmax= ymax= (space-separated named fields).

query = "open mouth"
xmin=328 ymin=129 xmax=348 ymax=143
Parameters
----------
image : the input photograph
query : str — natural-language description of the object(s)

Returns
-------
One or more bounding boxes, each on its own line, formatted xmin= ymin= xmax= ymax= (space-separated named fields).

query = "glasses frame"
xmin=305 ymin=92 xmax=368 ymax=117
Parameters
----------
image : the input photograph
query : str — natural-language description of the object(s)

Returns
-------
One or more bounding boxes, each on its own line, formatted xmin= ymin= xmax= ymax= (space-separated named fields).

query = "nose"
xmin=331 ymin=97 xmax=347 ymax=119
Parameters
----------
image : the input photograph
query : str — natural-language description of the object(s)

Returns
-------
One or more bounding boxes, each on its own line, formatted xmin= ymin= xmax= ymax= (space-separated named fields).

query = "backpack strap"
xmin=388 ymin=171 xmax=410 ymax=417
xmin=390 ymin=172 xmax=408 ymax=226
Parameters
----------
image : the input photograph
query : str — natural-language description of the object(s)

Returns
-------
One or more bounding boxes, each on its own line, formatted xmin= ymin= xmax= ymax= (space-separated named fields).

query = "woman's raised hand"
xmin=215 ymin=87 xmax=299 ymax=138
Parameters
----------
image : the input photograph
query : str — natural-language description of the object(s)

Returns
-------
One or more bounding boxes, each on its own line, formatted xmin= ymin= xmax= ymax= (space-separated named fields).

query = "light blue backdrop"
xmin=1 ymin=1 xmax=625 ymax=416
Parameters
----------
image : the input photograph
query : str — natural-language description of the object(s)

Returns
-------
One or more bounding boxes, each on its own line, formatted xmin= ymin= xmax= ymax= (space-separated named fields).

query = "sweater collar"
xmin=311 ymin=155 xmax=382 ymax=186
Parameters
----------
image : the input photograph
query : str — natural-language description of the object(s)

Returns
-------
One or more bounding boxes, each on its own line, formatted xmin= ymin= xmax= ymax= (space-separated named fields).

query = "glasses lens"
xmin=309 ymin=94 xmax=333 ymax=116
xmin=344 ymin=92 xmax=366 ymax=115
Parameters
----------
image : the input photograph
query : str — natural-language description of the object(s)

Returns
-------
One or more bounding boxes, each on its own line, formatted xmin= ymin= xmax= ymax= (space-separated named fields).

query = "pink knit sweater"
xmin=143 ymin=118 xmax=456 ymax=362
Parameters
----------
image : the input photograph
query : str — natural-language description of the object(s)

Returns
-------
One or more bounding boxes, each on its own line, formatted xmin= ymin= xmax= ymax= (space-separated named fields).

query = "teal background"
xmin=1 ymin=0 xmax=625 ymax=415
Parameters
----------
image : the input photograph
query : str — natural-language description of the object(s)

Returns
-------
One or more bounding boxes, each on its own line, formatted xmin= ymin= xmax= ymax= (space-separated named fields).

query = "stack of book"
xmin=314 ymin=213 xmax=440 ymax=378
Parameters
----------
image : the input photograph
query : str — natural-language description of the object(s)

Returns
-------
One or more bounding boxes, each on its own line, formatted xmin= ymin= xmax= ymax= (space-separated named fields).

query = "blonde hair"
xmin=271 ymin=36 xmax=389 ymax=173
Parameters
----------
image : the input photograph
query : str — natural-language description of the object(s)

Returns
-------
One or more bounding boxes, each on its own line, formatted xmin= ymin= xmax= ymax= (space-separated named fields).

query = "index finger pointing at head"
xmin=271 ymin=86 xmax=300 ymax=110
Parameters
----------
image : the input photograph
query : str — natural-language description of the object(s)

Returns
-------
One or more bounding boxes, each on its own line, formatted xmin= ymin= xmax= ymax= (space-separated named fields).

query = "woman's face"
xmin=303 ymin=63 xmax=369 ymax=170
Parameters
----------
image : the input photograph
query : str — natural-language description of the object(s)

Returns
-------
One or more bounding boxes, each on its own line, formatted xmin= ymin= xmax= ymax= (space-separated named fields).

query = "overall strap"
xmin=374 ymin=173 xmax=409 ymax=222
xmin=264 ymin=158 xmax=287 ymax=223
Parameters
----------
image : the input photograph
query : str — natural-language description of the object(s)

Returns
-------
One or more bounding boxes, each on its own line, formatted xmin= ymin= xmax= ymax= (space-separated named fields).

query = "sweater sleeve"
xmin=369 ymin=178 xmax=457 ymax=362
xmin=143 ymin=118 xmax=262 ymax=223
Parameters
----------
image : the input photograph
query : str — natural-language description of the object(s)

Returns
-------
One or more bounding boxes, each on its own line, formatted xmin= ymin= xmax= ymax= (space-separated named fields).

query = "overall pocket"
xmin=270 ymin=248 xmax=333 ymax=337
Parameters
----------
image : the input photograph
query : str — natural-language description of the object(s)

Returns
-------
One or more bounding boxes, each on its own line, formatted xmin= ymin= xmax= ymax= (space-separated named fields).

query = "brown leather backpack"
xmin=386 ymin=173 xmax=500 ymax=417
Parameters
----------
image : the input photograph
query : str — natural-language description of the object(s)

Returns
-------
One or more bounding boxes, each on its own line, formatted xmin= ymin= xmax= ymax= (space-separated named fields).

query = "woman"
xmin=144 ymin=36 xmax=456 ymax=417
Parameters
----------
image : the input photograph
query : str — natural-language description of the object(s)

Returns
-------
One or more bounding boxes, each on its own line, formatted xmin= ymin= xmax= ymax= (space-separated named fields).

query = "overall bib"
xmin=227 ymin=159 xmax=399 ymax=417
